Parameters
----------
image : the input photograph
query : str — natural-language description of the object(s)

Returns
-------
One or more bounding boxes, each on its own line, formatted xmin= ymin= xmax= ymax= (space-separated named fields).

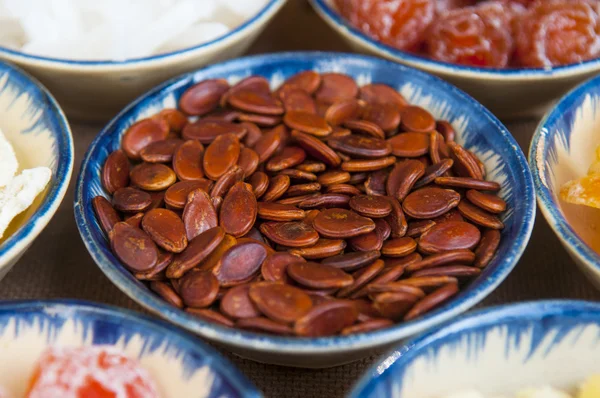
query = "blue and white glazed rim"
xmin=0 ymin=61 xmax=73 ymax=265
xmin=310 ymin=0 xmax=600 ymax=79
xmin=75 ymin=51 xmax=535 ymax=354
xmin=0 ymin=299 xmax=261 ymax=398
xmin=529 ymin=74 xmax=600 ymax=276
xmin=349 ymin=300 xmax=600 ymax=398
xmin=0 ymin=0 xmax=285 ymax=67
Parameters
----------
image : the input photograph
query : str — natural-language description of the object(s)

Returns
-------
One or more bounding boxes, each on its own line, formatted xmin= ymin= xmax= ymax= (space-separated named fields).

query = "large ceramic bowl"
xmin=0 ymin=61 xmax=73 ymax=282
xmin=530 ymin=74 xmax=600 ymax=290
xmin=0 ymin=0 xmax=285 ymax=121
xmin=0 ymin=300 xmax=260 ymax=397
xmin=350 ymin=300 xmax=600 ymax=398
xmin=309 ymin=0 xmax=600 ymax=120
xmin=75 ymin=52 xmax=536 ymax=368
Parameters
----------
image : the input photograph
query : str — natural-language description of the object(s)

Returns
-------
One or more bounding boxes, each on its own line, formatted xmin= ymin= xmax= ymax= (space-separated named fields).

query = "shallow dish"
xmin=309 ymin=0 xmax=600 ymax=120
xmin=530 ymin=74 xmax=600 ymax=290
xmin=0 ymin=0 xmax=285 ymax=121
xmin=350 ymin=300 xmax=600 ymax=398
xmin=75 ymin=51 xmax=535 ymax=368
xmin=0 ymin=61 xmax=73 ymax=282
xmin=0 ymin=300 xmax=260 ymax=397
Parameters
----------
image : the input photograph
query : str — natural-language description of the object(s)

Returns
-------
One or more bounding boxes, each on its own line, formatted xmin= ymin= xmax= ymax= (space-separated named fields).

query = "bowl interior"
xmin=75 ymin=52 xmax=535 ymax=353
xmin=530 ymin=76 xmax=600 ymax=272
xmin=0 ymin=62 xmax=72 ymax=262
xmin=351 ymin=300 xmax=600 ymax=398
xmin=0 ymin=300 xmax=259 ymax=398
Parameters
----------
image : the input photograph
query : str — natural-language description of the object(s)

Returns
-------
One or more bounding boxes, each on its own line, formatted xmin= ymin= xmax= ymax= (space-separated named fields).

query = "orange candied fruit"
xmin=425 ymin=5 xmax=513 ymax=68
xmin=561 ymin=173 xmax=600 ymax=209
xmin=514 ymin=0 xmax=600 ymax=68
xmin=26 ymin=346 xmax=160 ymax=398
xmin=334 ymin=0 xmax=436 ymax=51
xmin=561 ymin=146 xmax=600 ymax=210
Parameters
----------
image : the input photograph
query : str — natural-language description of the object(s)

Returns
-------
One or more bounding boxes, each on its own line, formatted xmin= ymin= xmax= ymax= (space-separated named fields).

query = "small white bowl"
xmin=350 ymin=300 xmax=600 ymax=398
xmin=0 ymin=0 xmax=286 ymax=122
xmin=0 ymin=61 xmax=73 ymax=282
xmin=310 ymin=0 xmax=600 ymax=120
xmin=530 ymin=75 xmax=600 ymax=290
xmin=0 ymin=300 xmax=260 ymax=398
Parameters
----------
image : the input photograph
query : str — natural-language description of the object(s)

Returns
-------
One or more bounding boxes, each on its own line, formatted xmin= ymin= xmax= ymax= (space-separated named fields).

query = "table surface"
xmin=2 ymin=2 xmax=600 ymax=397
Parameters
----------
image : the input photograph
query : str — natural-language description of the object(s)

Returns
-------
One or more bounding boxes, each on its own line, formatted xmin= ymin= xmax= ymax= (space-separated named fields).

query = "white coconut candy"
xmin=221 ymin=0 xmax=271 ymax=20
xmin=0 ymin=16 xmax=24 ymax=50
xmin=441 ymin=390 xmax=508 ymax=398
xmin=0 ymin=167 xmax=51 ymax=240
xmin=158 ymin=22 xmax=230 ymax=54
xmin=0 ymin=129 xmax=18 ymax=188
xmin=441 ymin=386 xmax=572 ymax=398
xmin=0 ymin=0 xmax=270 ymax=60
xmin=516 ymin=387 xmax=572 ymax=398
xmin=441 ymin=390 xmax=487 ymax=398
xmin=123 ymin=0 xmax=204 ymax=60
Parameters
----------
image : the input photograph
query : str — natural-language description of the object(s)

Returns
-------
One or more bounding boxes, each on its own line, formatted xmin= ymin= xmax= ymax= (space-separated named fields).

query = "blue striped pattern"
xmin=350 ymin=301 xmax=600 ymax=398
xmin=0 ymin=300 xmax=260 ymax=397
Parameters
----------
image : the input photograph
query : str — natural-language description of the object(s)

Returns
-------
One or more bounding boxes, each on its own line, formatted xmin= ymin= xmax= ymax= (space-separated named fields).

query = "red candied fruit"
xmin=476 ymin=1 xmax=527 ymax=29
xmin=425 ymin=6 xmax=513 ymax=67
xmin=515 ymin=0 xmax=600 ymax=67
xmin=435 ymin=0 xmax=477 ymax=14
xmin=510 ymin=0 xmax=537 ymax=6
xmin=334 ymin=0 xmax=435 ymax=51
xmin=26 ymin=346 xmax=160 ymax=398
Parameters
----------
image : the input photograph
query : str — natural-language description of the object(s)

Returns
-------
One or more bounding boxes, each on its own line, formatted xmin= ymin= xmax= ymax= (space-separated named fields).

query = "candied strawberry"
xmin=515 ymin=0 xmax=600 ymax=67
xmin=26 ymin=346 xmax=160 ymax=398
xmin=334 ymin=0 xmax=435 ymax=51
xmin=425 ymin=7 xmax=513 ymax=67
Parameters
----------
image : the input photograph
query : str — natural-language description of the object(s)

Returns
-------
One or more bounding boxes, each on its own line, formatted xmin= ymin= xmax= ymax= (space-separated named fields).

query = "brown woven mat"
xmin=1 ymin=2 xmax=600 ymax=397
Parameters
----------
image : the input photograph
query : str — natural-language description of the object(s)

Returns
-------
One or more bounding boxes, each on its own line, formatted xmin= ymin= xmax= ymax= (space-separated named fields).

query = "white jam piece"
xmin=0 ymin=129 xmax=18 ymax=188
xmin=441 ymin=390 xmax=507 ymax=398
xmin=516 ymin=387 xmax=572 ymax=398
xmin=0 ymin=167 xmax=51 ymax=240
xmin=441 ymin=386 xmax=571 ymax=398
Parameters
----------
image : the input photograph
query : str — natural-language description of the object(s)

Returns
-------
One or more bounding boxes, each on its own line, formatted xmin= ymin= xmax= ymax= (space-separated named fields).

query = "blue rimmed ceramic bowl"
xmin=75 ymin=52 xmax=535 ymax=368
xmin=530 ymin=75 xmax=600 ymax=290
xmin=350 ymin=300 xmax=600 ymax=398
xmin=0 ymin=0 xmax=285 ymax=121
xmin=0 ymin=61 xmax=73 ymax=281
xmin=309 ymin=0 xmax=600 ymax=120
xmin=0 ymin=300 xmax=260 ymax=398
